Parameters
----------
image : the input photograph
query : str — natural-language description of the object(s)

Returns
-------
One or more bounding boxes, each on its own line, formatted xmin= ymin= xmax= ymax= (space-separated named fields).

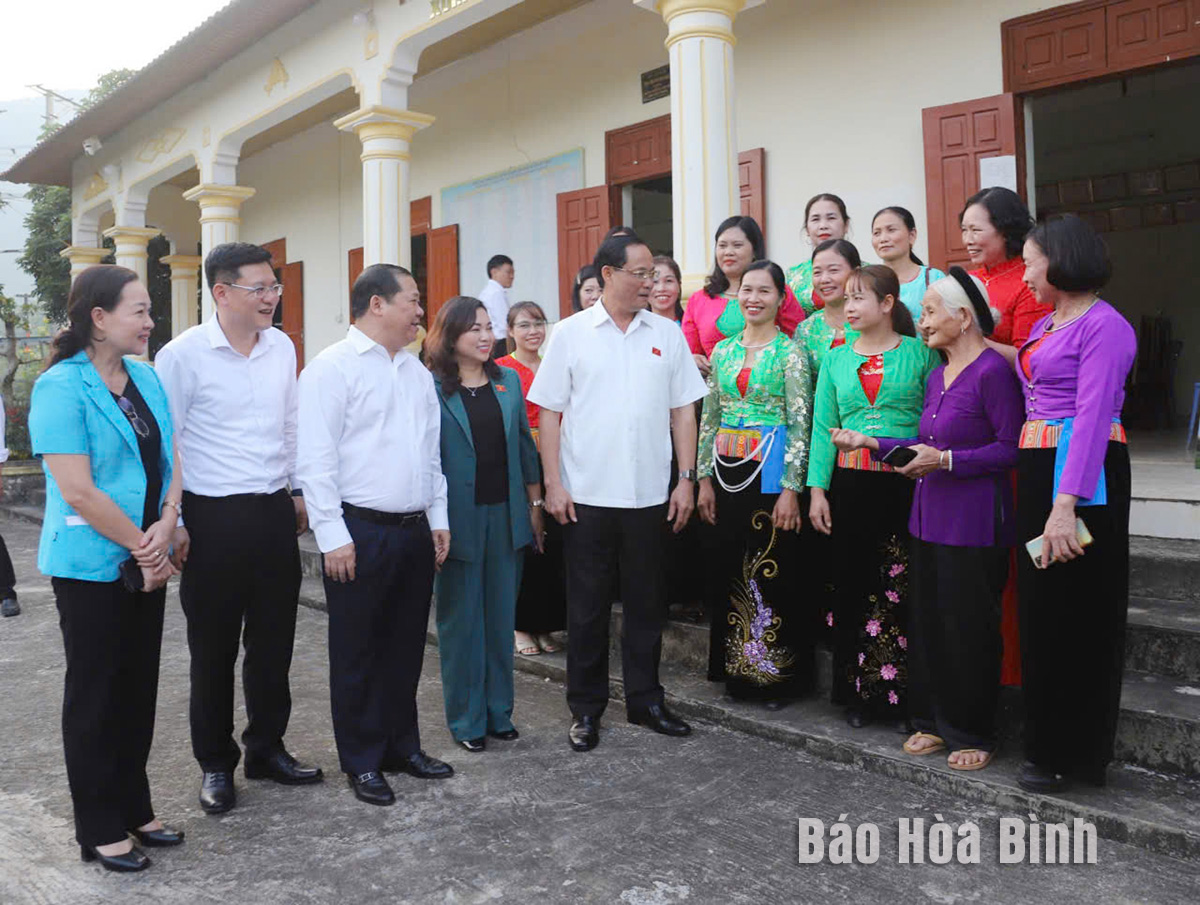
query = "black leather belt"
xmin=342 ymin=503 xmax=426 ymax=526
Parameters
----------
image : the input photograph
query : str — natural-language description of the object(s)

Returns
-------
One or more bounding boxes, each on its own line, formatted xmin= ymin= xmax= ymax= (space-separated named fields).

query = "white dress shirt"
xmin=528 ymin=303 xmax=707 ymax=509
xmin=478 ymin=278 xmax=511 ymax=340
xmin=154 ymin=316 xmax=297 ymax=497
xmin=296 ymin=326 xmax=449 ymax=553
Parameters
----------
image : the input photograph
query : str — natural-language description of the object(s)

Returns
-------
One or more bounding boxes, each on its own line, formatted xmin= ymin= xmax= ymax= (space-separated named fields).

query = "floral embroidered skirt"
xmin=704 ymin=460 xmax=814 ymax=701
xmin=827 ymin=468 xmax=914 ymax=715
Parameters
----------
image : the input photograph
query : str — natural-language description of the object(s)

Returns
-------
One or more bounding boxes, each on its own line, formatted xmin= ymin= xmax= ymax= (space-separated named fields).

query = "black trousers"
xmin=180 ymin=490 xmax=301 ymax=772
xmin=1018 ymin=443 xmax=1131 ymax=780
xmin=908 ymin=540 xmax=1009 ymax=752
xmin=562 ymin=503 xmax=667 ymax=718
xmin=323 ymin=513 xmax=435 ymax=775
xmin=53 ymin=577 xmax=166 ymax=847
xmin=0 ymin=532 xmax=15 ymax=599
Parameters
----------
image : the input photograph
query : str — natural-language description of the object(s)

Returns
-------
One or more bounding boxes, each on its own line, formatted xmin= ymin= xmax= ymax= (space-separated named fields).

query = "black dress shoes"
xmin=348 ymin=771 xmax=395 ymax=806
xmin=0 ymin=597 xmax=18 ymax=617
xmin=1018 ymin=761 xmax=1069 ymax=794
xmin=130 ymin=825 xmax=185 ymax=847
xmin=627 ymin=703 xmax=691 ymax=737
xmin=458 ymin=737 xmax=486 ymax=753
xmin=199 ymin=771 xmax=236 ymax=814
xmin=244 ymin=748 xmax=324 ymax=785
xmin=81 ymin=844 xmax=150 ymax=872
xmin=488 ymin=728 xmax=519 ymax=741
xmin=388 ymin=751 xmax=455 ymax=779
xmin=568 ymin=716 xmax=599 ymax=751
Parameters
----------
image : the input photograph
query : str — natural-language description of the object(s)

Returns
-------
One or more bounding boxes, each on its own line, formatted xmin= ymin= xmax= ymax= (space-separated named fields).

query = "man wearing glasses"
xmin=156 ymin=242 xmax=322 ymax=816
xmin=528 ymin=232 xmax=707 ymax=752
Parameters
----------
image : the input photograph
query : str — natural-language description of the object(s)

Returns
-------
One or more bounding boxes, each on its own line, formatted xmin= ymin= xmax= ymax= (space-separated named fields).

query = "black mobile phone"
xmin=881 ymin=445 xmax=918 ymax=468
xmin=119 ymin=558 xmax=145 ymax=593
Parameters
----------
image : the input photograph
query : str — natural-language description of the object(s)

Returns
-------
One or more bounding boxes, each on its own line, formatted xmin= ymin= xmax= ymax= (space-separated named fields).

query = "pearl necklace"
xmin=737 ymin=330 xmax=779 ymax=350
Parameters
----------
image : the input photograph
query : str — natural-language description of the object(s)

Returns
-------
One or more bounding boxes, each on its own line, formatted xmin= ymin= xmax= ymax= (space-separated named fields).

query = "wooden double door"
xmin=923 ymin=0 xmax=1200 ymax=270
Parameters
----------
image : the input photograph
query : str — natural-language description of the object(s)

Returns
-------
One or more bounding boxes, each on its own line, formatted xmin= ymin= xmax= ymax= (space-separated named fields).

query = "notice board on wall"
xmin=441 ymin=149 xmax=584 ymax=321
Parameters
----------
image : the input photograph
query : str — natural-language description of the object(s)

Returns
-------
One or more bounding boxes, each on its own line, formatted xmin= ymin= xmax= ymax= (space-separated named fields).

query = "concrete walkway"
xmin=1 ymin=515 xmax=1198 ymax=904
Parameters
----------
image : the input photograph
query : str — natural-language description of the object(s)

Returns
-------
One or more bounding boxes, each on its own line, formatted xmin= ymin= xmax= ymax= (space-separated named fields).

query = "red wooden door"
xmin=426 ymin=224 xmax=459 ymax=324
xmin=557 ymin=186 xmax=611 ymax=319
xmin=738 ymin=148 xmax=767 ymax=242
xmin=347 ymin=246 xmax=364 ymax=322
xmin=922 ymin=94 xmax=1021 ymax=272
xmin=606 ymin=115 xmax=671 ymax=185
xmin=1005 ymin=5 xmax=1107 ymax=92
xmin=278 ymin=260 xmax=304 ymax=370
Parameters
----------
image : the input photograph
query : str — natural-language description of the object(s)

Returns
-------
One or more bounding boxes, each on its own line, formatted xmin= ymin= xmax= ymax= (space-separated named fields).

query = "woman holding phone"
xmin=29 ymin=265 xmax=184 ymax=872
xmin=806 ymin=265 xmax=939 ymax=727
xmin=1014 ymin=215 xmax=1136 ymax=793
xmin=832 ymin=269 xmax=1022 ymax=770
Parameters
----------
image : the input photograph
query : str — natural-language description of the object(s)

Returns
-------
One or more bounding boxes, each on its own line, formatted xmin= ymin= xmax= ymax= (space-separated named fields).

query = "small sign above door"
xmin=641 ymin=65 xmax=670 ymax=104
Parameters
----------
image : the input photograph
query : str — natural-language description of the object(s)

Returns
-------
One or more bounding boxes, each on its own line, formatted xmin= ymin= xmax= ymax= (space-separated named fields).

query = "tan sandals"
xmin=947 ymin=749 xmax=993 ymax=771
xmin=903 ymin=732 xmax=945 ymax=755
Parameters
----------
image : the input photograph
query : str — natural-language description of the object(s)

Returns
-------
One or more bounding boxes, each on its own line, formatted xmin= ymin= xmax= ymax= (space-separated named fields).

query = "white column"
xmin=58 ymin=246 xmax=108 ymax=280
xmin=160 ymin=254 xmax=202 ymax=336
xmin=639 ymin=0 xmax=763 ymax=296
xmin=101 ymin=225 xmax=160 ymax=284
xmin=181 ymin=184 xmax=256 ymax=319
xmin=334 ymin=106 xmax=435 ymax=268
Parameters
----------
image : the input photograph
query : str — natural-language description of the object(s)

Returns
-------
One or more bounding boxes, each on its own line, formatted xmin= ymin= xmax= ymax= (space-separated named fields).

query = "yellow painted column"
xmin=160 ymin=254 xmax=203 ymax=337
xmin=58 ymin=245 xmax=108 ymax=281
xmin=181 ymin=184 xmax=256 ymax=320
xmin=102 ymin=225 xmax=160 ymax=285
xmin=642 ymin=0 xmax=762 ymax=297
xmin=334 ymin=106 xmax=435 ymax=268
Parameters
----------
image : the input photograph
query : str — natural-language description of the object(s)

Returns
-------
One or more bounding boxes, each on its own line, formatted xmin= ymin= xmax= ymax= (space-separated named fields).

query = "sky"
xmin=1 ymin=0 xmax=233 ymax=102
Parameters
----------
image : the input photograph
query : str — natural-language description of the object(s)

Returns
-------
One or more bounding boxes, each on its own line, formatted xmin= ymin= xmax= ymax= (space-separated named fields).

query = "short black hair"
xmin=351 ymin=263 xmax=413 ymax=319
xmin=487 ymin=254 xmax=513 ymax=277
xmin=1027 ymin=214 xmax=1111 ymax=293
xmin=205 ymin=242 xmax=274 ymax=291
xmin=960 ymin=187 xmax=1033 ymax=259
xmin=593 ymin=235 xmax=649 ymax=289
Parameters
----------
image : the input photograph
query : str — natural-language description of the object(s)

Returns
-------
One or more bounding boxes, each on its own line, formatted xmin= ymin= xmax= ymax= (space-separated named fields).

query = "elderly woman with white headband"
xmin=831 ymin=268 xmax=1022 ymax=772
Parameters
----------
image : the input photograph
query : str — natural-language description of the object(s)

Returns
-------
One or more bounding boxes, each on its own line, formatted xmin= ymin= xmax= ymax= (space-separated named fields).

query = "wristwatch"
xmin=678 ymin=469 xmax=697 ymax=482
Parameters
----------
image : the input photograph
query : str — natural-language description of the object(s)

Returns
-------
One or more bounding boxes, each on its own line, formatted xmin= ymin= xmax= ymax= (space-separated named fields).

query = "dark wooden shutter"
xmin=278 ymin=260 xmax=304 ymax=371
xmin=922 ymin=94 xmax=1021 ymax=272
xmin=556 ymin=186 xmax=611 ymax=319
xmin=347 ymin=246 xmax=364 ymax=322
xmin=1107 ymin=0 xmax=1200 ymax=69
xmin=426 ymin=224 xmax=460 ymax=324
xmin=738 ymin=148 xmax=766 ymax=242
xmin=605 ymin=115 xmax=671 ymax=185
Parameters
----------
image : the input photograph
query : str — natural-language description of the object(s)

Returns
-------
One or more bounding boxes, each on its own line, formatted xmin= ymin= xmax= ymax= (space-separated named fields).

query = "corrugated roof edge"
xmin=2 ymin=0 xmax=320 ymax=187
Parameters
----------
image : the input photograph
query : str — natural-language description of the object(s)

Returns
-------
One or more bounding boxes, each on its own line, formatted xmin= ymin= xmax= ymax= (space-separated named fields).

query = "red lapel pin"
xmin=496 ymin=384 xmax=508 ymax=392
xmin=651 ymin=347 xmax=661 ymax=357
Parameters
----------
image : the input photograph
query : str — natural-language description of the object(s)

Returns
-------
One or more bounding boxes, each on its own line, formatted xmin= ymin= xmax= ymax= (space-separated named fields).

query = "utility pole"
xmin=25 ymin=85 xmax=84 ymax=129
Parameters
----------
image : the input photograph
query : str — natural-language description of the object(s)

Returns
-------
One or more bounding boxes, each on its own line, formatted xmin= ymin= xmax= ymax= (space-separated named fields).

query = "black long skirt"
xmin=1017 ymin=442 xmax=1131 ymax=782
xmin=828 ymin=468 xmax=914 ymax=716
xmin=908 ymin=540 xmax=1009 ymax=752
xmin=703 ymin=460 xmax=813 ymax=701
xmin=514 ymin=515 xmax=566 ymax=634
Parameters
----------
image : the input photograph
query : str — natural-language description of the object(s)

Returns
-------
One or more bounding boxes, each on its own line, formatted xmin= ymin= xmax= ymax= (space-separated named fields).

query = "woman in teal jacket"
xmin=29 ymin=265 xmax=185 ymax=872
xmin=425 ymin=296 xmax=542 ymax=752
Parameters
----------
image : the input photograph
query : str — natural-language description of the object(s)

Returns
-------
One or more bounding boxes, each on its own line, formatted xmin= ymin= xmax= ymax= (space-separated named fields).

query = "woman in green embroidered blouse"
xmin=795 ymin=239 xmax=862 ymax=376
xmin=696 ymin=261 xmax=814 ymax=706
xmin=787 ymin=193 xmax=852 ymax=316
xmin=807 ymin=266 xmax=940 ymax=727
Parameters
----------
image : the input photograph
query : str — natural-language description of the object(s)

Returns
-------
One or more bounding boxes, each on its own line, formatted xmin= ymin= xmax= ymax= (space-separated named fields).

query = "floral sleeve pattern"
xmin=781 ymin=340 xmax=813 ymax=491
xmin=696 ymin=344 xmax=723 ymax=480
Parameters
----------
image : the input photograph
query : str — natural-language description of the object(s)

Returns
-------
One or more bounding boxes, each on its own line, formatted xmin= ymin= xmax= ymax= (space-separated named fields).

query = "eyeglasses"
xmin=222 ymin=282 xmax=284 ymax=300
xmin=115 ymin=396 xmax=150 ymax=439
xmin=613 ymin=266 xmax=657 ymax=281
xmin=512 ymin=319 xmax=546 ymax=330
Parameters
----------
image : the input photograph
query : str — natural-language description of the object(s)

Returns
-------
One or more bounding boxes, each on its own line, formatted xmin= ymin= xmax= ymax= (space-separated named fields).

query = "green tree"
xmin=17 ymin=69 xmax=137 ymax=323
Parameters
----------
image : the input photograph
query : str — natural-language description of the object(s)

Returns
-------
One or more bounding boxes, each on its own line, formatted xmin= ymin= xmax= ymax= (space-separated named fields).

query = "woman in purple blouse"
xmin=832 ymin=268 xmax=1022 ymax=771
xmin=1014 ymin=215 xmax=1136 ymax=794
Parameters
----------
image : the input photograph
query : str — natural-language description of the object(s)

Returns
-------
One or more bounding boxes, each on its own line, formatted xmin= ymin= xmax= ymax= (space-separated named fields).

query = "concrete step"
xmin=1129 ymin=536 xmax=1200 ymax=603
xmin=1126 ymin=596 xmax=1200 ymax=682
xmin=423 ymin=629 xmax=1200 ymax=864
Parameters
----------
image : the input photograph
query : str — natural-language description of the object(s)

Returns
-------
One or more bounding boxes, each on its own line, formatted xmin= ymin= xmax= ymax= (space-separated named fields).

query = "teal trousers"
xmin=434 ymin=503 xmax=522 ymax=741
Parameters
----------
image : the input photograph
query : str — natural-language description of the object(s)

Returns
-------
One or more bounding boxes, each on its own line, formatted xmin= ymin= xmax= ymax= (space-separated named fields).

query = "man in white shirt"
xmin=477 ymin=254 xmax=513 ymax=360
xmin=528 ymin=233 xmax=707 ymax=752
xmin=155 ymin=242 xmax=322 ymax=815
xmin=296 ymin=263 xmax=453 ymax=807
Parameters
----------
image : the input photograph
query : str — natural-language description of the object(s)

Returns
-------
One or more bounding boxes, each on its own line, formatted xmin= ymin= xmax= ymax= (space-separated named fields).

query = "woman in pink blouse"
xmin=682 ymin=216 xmax=805 ymax=376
